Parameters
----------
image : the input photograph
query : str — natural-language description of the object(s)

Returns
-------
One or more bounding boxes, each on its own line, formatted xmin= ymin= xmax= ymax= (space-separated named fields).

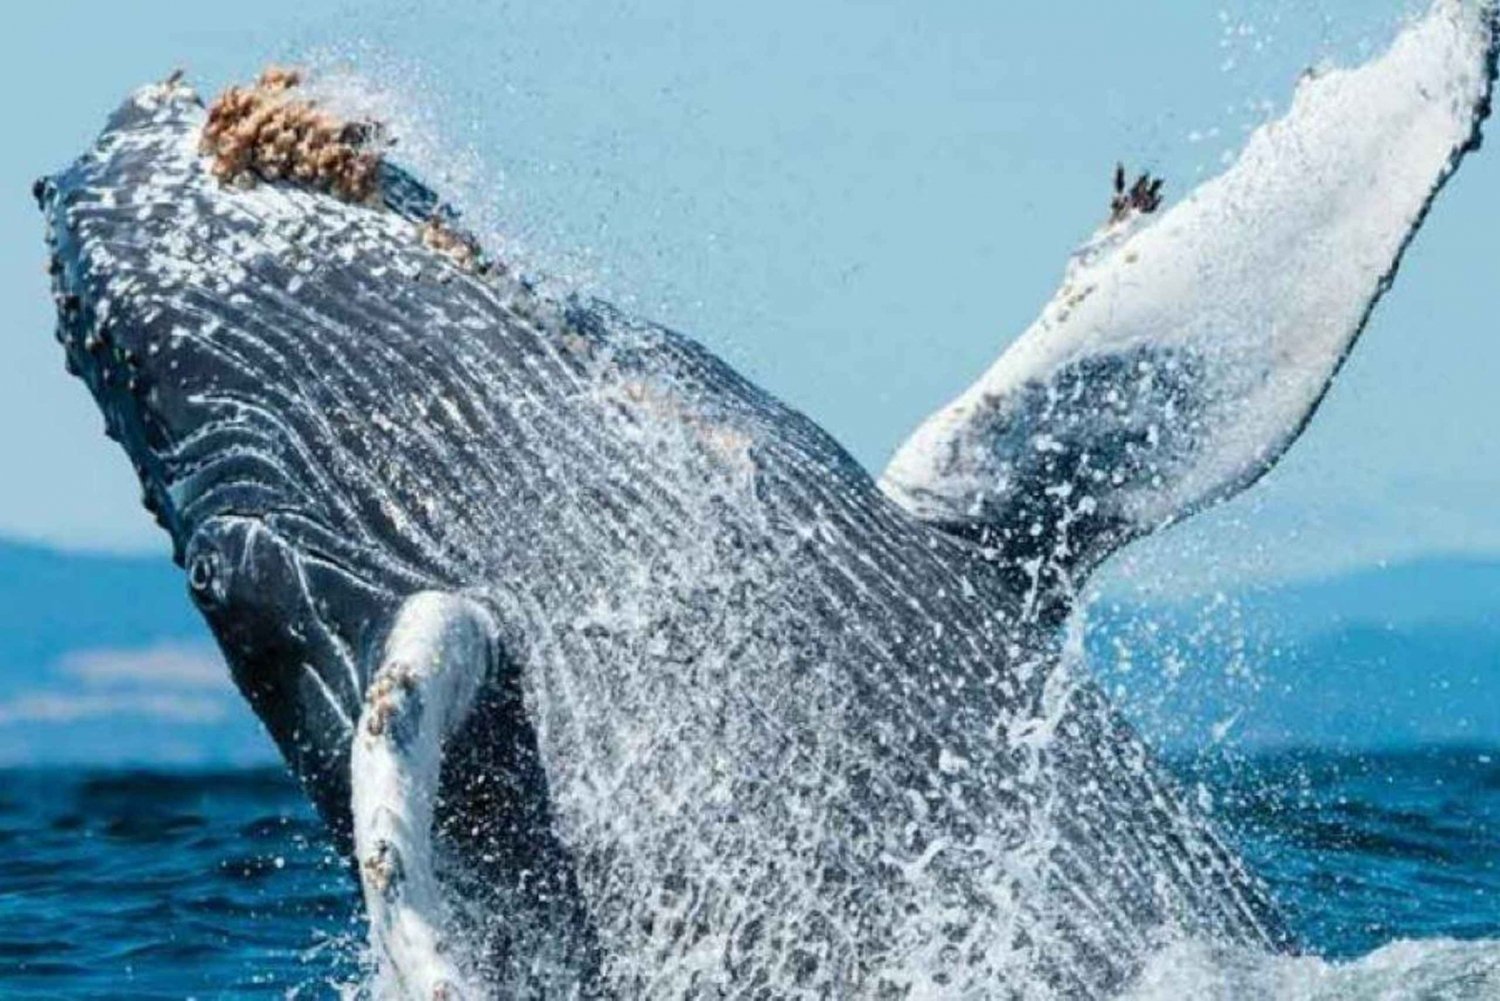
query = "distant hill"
xmin=0 ymin=538 xmax=273 ymax=766
xmin=0 ymin=537 xmax=195 ymax=672
xmin=1 ymin=538 xmax=1496 ymax=765
xmin=1089 ymin=557 xmax=1500 ymax=752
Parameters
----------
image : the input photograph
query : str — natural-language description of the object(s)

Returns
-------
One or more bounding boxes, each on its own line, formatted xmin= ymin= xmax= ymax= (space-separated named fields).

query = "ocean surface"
xmin=1 ymin=748 xmax=1496 ymax=998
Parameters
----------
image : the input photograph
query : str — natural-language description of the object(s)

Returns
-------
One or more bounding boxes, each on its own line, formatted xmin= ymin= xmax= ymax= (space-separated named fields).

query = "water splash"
xmin=1127 ymin=938 xmax=1500 ymax=1000
xmin=297 ymin=49 xmax=608 ymax=304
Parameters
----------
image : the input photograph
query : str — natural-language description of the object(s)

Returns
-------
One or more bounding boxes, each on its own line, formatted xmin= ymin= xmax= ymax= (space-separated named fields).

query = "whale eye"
xmin=187 ymin=550 xmax=223 ymax=606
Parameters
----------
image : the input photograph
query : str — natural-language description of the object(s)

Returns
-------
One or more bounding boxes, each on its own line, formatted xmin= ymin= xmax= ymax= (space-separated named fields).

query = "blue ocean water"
xmin=0 ymin=771 xmax=362 ymax=997
xmin=1 ymin=748 xmax=1497 ymax=997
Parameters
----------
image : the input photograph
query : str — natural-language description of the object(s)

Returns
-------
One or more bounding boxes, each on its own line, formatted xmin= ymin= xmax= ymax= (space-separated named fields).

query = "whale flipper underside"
xmin=353 ymin=592 xmax=492 ymax=997
xmin=354 ymin=592 xmax=600 ymax=996
xmin=882 ymin=0 xmax=1498 ymax=615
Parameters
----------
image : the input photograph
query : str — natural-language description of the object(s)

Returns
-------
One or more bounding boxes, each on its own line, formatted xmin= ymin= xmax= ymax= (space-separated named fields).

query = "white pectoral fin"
xmin=352 ymin=591 xmax=497 ymax=1001
xmin=881 ymin=0 xmax=1496 ymax=592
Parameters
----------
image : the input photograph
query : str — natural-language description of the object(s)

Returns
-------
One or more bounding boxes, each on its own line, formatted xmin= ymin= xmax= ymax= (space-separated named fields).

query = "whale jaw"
xmin=36 ymin=80 xmax=429 ymax=843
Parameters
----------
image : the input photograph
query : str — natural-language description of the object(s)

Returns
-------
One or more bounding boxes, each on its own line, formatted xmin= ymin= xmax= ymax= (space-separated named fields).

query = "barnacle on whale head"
xmin=200 ymin=65 xmax=385 ymax=202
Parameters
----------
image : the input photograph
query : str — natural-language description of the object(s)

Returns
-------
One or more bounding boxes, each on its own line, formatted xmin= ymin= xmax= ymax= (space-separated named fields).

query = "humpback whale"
xmin=36 ymin=2 xmax=1496 ymax=996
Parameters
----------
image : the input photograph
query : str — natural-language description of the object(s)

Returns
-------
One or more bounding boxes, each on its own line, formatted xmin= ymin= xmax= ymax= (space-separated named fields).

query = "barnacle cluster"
xmin=201 ymin=66 xmax=383 ymax=202
xmin=1109 ymin=164 xmax=1164 ymax=224
xmin=418 ymin=215 xmax=488 ymax=274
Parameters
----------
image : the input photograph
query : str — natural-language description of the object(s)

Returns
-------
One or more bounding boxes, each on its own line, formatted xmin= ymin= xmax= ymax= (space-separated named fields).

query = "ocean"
xmin=2 ymin=747 xmax=1496 ymax=998
xmin=0 ymin=770 xmax=361 ymax=997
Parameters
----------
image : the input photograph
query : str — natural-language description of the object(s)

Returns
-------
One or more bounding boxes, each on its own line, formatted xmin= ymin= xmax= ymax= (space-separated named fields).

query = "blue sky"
xmin=2 ymin=0 xmax=1497 ymax=592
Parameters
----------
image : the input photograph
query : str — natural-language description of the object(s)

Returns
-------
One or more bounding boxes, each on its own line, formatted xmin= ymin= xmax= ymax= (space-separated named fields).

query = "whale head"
xmin=35 ymin=76 xmax=456 ymax=840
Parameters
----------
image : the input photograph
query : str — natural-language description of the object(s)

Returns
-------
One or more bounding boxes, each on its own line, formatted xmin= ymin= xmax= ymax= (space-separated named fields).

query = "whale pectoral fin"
xmin=351 ymin=591 xmax=497 ymax=1001
xmin=880 ymin=1 xmax=1496 ymax=615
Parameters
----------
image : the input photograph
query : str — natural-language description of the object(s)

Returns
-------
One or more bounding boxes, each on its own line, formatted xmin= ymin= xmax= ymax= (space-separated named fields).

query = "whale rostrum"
xmin=38 ymin=2 xmax=1497 ymax=995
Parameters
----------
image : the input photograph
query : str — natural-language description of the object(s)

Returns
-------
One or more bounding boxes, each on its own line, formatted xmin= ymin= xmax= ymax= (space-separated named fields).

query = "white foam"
xmin=1126 ymin=936 xmax=1500 ymax=1001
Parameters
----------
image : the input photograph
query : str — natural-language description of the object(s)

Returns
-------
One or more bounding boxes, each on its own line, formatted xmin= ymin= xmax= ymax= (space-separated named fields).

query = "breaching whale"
xmin=36 ymin=2 xmax=1496 ymax=997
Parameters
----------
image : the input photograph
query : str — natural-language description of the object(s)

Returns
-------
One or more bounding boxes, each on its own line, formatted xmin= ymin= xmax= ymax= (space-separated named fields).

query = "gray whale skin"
xmin=36 ymin=20 xmax=1495 ymax=995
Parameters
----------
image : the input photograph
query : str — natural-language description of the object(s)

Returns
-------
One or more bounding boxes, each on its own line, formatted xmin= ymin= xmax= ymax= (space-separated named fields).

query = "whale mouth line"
xmin=186 ymin=509 xmax=373 ymax=739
